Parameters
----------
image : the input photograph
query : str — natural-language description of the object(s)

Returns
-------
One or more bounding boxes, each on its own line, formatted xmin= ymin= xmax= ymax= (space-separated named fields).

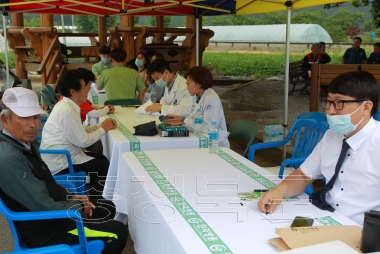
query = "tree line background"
xmin=10 ymin=1 xmax=380 ymax=43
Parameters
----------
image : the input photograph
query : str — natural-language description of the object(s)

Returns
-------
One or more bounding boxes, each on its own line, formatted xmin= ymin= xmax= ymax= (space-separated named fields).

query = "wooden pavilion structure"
xmin=5 ymin=14 xmax=214 ymax=87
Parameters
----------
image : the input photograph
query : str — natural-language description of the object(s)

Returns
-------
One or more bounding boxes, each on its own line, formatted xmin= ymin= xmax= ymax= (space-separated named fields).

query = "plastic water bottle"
xmin=209 ymin=122 xmax=219 ymax=154
xmin=194 ymin=109 xmax=203 ymax=135
xmin=150 ymin=86 xmax=157 ymax=103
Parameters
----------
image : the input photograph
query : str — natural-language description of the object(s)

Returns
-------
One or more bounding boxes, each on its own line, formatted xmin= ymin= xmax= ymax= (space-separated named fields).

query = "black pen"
xmin=254 ymin=189 xmax=269 ymax=193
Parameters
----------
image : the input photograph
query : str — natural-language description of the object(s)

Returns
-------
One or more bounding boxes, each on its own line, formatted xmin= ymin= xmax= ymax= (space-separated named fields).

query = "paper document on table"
xmin=251 ymin=201 xmax=334 ymax=224
xmin=135 ymin=99 xmax=160 ymax=116
xmin=92 ymin=83 xmax=105 ymax=93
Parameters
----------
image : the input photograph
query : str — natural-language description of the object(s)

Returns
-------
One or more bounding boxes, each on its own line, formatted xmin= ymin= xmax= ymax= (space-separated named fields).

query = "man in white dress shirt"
xmin=145 ymin=59 xmax=195 ymax=116
xmin=258 ymin=71 xmax=380 ymax=226
xmin=40 ymin=70 xmax=117 ymax=197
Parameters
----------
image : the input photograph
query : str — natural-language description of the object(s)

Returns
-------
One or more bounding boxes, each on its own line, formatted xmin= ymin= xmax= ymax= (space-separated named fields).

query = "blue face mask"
xmin=135 ymin=59 xmax=144 ymax=67
xmin=101 ymin=57 xmax=109 ymax=64
xmin=326 ymin=102 xmax=365 ymax=135
xmin=155 ymin=73 xmax=167 ymax=88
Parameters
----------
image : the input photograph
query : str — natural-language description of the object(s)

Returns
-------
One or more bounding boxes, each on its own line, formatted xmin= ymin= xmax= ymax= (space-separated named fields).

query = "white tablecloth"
xmin=104 ymin=148 xmax=358 ymax=254
xmin=88 ymin=83 xmax=106 ymax=105
xmin=100 ymin=107 xmax=209 ymax=200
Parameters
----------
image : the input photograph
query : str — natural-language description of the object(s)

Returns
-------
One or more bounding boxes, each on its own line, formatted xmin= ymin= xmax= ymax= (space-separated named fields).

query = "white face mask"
xmin=326 ymin=102 xmax=366 ymax=135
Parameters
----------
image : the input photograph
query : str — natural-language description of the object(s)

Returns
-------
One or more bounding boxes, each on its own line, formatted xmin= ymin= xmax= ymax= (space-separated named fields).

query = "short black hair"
xmin=152 ymin=53 xmax=165 ymax=61
xmin=374 ymin=42 xmax=380 ymax=48
xmin=125 ymin=58 xmax=138 ymax=71
xmin=99 ymin=46 xmax=111 ymax=54
xmin=353 ymin=37 xmax=362 ymax=43
xmin=147 ymin=59 xmax=171 ymax=76
xmin=57 ymin=70 xmax=83 ymax=98
xmin=77 ymin=68 xmax=95 ymax=84
xmin=328 ymin=71 xmax=379 ymax=116
xmin=110 ymin=48 xmax=127 ymax=62
xmin=319 ymin=41 xmax=326 ymax=47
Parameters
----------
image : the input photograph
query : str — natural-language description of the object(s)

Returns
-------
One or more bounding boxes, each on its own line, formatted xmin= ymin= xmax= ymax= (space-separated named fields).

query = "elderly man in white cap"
xmin=0 ymin=87 xmax=127 ymax=253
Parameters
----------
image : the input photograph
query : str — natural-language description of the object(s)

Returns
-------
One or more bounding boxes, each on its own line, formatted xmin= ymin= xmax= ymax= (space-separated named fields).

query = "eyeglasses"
xmin=186 ymin=80 xmax=195 ymax=85
xmin=321 ymin=99 xmax=366 ymax=110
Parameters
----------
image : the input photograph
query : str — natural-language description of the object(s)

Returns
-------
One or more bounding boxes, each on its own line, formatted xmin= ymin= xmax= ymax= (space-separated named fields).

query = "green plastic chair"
xmin=40 ymin=91 xmax=55 ymax=112
xmin=228 ymin=119 xmax=259 ymax=157
xmin=44 ymin=84 xmax=58 ymax=100
xmin=104 ymin=98 xmax=141 ymax=107
xmin=40 ymin=89 xmax=56 ymax=105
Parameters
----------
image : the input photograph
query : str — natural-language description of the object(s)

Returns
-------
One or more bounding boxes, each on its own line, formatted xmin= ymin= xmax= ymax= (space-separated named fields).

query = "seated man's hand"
xmin=101 ymin=118 xmax=117 ymax=132
xmin=145 ymin=103 xmax=162 ymax=114
xmin=70 ymin=195 xmax=88 ymax=203
xmin=164 ymin=115 xmax=185 ymax=126
xmin=257 ymin=186 xmax=286 ymax=214
xmin=83 ymin=201 xmax=95 ymax=217
xmin=107 ymin=105 xmax=115 ymax=114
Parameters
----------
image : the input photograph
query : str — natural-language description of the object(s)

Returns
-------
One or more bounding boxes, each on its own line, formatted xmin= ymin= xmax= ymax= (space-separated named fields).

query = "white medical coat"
xmin=184 ymin=88 xmax=230 ymax=148
xmin=160 ymin=73 xmax=195 ymax=116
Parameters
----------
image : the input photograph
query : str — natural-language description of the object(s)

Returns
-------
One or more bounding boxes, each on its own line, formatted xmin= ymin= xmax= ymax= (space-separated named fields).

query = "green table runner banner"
xmin=194 ymin=133 xmax=209 ymax=148
xmin=107 ymin=114 xmax=141 ymax=151
xmin=90 ymin=88 xmax=98 ymax=104
xmin=134 ymin=151 xmax=232 ymax=254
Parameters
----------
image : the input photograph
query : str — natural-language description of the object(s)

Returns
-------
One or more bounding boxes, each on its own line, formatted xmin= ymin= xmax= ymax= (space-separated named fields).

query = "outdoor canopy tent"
xmin=0 ymin=0 xmax=350 ymax=138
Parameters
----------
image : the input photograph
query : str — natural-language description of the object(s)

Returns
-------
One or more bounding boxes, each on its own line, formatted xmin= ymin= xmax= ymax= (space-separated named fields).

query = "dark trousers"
xmin=85 ymin=140 xmax=103 ymax=154
xmin=34 ymin=199 xmax=127 ymax=254
xmin=58 ymin=152 xmax=109 ymax=197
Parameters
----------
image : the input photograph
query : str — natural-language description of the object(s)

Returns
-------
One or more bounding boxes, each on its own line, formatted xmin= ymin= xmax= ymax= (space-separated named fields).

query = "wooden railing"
xmin=310 ymin=64 xmax=380 ymax=111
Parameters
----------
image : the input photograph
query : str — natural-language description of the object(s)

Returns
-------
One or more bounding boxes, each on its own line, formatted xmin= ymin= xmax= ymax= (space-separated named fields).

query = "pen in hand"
xmin=265 ymin=201 xmax=272 ymax=215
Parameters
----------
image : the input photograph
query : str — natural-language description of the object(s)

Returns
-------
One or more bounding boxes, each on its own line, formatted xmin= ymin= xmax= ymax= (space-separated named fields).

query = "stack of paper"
xmin=135 ymin=100 xmax=160 ymax=116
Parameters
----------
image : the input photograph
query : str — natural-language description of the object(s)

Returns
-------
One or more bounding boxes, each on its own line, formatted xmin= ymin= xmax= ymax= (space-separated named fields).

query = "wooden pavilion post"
xmin=186 ymin=16 xmax=202 ymax=68
xmin=121 ymin=16 xmax=135 ymax=61
xmin=98 ymin=16 xmax=107 ymax=46
xmin=40 ymin=14 xmax=56 ymax=86
xmin=11 ymin=13 xmax=27 ymax=79
xmin=153 ymin=16 xmax=164 ymax=44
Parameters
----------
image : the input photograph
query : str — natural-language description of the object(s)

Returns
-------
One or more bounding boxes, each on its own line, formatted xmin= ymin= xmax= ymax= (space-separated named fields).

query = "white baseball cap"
xmin=1 ymin=87 xmax=47 ymax=117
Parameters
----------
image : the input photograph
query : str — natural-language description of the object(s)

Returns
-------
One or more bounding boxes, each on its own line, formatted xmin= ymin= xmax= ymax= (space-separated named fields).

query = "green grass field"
xmin=0 ymin=46 xmax=374 ymax=79
xmin=203 ymin=46 xmax=373 ymax=78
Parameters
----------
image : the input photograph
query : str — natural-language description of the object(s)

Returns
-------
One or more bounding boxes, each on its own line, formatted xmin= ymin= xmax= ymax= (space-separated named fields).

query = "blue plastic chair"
xmin=0 ymin=197 xmax=104 ymax=253
xmin=6 ymin=244 xmax=75 ymax=253
xmin=248 ymin=112 xmax=329 ymax=194
xmin=39 ymin=149 xmax=87 ymax=195
xmin=373 ymin=109 xmax=380 ymax=121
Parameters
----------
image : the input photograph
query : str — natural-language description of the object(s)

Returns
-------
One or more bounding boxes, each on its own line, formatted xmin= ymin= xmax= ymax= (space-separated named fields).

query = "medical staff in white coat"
xmin=145 ymin=59 xmax=195 ymax=116
xmin=165 ymin=66 xmax=230 ymax=148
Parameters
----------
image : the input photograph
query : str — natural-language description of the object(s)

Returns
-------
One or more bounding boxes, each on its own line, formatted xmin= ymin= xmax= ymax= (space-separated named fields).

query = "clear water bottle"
xmin=194 ymin=109 xmax=203 ymax=135
xmin=150 ymin=86 xmax=157 ymax=103
xmin=209 ymin=122 xmax=219 ymax=154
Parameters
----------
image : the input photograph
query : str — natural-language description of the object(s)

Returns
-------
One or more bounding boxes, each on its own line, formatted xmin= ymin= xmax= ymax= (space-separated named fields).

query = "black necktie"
xmin=309 ymin=139 xmax=350 ymax=212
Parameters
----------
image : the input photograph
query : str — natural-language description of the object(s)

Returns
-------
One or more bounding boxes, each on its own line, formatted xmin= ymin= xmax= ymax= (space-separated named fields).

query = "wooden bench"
xmin=310 ymin=64 xmax=380 ymax=111
xmin=288 ymin=59 xmax=309 ymax=95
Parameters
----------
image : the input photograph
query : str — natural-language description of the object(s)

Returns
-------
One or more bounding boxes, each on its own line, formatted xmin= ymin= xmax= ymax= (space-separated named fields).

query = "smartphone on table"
xmin=290 ymin=216 xmax=314 ymax=227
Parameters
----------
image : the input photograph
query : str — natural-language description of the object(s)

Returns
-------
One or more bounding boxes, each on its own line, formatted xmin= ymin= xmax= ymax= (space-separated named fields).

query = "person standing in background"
xmin=342 ymin=37 xmax=367 ymax=64
xmin=368 ymin=42 xmax=380 ymax=64
xmin=135 ymin=52 xmax=151 ymax=91
xmin=319 ymin=41 xmax=331 ymax=64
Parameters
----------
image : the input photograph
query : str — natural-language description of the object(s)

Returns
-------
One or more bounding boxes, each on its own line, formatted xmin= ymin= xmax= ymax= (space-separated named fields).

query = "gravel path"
xmin=218 ymin=79 xmax=321 ymax=133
